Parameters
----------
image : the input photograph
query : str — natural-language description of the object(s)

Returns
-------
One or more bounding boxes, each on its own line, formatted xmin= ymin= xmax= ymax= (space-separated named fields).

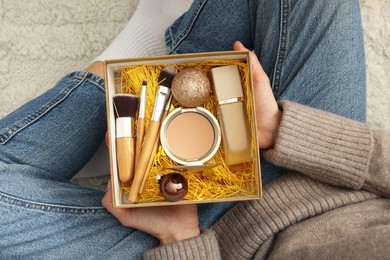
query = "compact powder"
xmin=166 ymin=112 xmax=215 ymax=160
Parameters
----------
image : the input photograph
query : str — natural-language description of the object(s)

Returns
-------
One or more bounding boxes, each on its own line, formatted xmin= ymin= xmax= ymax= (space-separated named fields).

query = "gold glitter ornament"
xmin=171 ymin=67 xmax=211 ymax=107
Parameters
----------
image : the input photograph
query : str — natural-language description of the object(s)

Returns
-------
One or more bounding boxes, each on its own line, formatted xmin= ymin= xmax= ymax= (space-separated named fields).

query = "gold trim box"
xmin=104 ymin=51 xmax=262 ymax=208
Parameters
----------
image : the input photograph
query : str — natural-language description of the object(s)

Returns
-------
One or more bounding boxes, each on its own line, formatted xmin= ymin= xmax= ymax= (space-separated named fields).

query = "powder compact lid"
xmin=160 ymin=107 xmax=221 ymax=170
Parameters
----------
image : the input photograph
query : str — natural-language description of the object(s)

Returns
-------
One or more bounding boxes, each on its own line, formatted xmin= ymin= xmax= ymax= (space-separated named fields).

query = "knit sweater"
xmin=144 ymin=101 xmax=390 ymax=260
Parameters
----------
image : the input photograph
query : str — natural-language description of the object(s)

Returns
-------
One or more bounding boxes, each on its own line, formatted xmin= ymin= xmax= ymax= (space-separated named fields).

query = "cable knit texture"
xmin=143 ymin=229 xmax=221 ymax=260
xmin=144 ymin=100 xmax=390 ymax=259
xmin=265 ymin=101 xmax=372 ymax=189
xmin=364 ymin=130 xmax=390 ymax=196
xmin=214 ymin=175 xmax=381 ymax=259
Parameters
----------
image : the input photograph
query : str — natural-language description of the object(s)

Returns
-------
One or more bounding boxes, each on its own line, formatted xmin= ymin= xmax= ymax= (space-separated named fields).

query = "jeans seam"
xmin=74 ymin=73 xmax=105 ymax=93
xmin=247 ymin=0 xmax=255 ymax=45
xmin=0 ymin=191 xmax=106 ymax=214
xmin=271 ymin=0 xmax=289 ymax=98
xmin=167 ymin=0 xmax=208 ymax=54
xmin=0 ymin=72 xmax=103 ymax=145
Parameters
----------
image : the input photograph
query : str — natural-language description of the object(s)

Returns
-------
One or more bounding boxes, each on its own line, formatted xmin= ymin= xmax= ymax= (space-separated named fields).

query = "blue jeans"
xmin=0 ymin=0 xmax=366 ymax=258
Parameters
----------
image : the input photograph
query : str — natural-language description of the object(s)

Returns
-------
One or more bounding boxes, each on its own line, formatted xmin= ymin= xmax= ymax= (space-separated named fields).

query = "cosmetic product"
xmin=171 ymin=67 xmax=211 ymax=107
xmin=135 ymin=79 xmax=147 ymax=168
xmin=210 ymin=65 xmax=253 ymax=165
xmin=128 ymin=66 xmax=176 ymax=203
xmin=160 ymin=107 xmax=221 ymax=170
xmin=158 ymin=173 xmax=188 ymax=202
xmin=113 ymin=94 xmax=139 ymax=183
xmin=138 ymin=95 xmax=173 ymax=195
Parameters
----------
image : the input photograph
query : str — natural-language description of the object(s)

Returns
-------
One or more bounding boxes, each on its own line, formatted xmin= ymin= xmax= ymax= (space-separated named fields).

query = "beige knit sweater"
xmin=144 ymin=101 xmax=390 ymax=260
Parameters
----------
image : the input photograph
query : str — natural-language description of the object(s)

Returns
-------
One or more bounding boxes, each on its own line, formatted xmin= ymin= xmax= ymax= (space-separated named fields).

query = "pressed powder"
xmin=166 ymin=112 xmax=214 ymax=160
xmin=160 ymin=107 xmax=221 ymax=167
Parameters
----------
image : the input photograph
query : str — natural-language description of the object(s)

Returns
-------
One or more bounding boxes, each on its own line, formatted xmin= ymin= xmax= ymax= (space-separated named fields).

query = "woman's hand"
xmin=233 ymin=41 xmax=282 ymax=149
xmin=103 ymin=136 xmax=200 ymax=245
xmin=102 ymin=180 xmax=200 ymax=245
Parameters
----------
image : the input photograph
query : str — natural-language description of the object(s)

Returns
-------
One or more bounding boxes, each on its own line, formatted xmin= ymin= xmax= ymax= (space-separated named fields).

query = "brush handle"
xmin=116 ymin=137 xmax=135 ymax=183
xmin=128 ymin=120 xmax=160 ymax=203
xmin=139 ymin=136 xmax=159 ymax=195
xmin=138 ymin=107 xmax=170 ymax=195
xmin=135 ymin=117 xmax=145 ymax=168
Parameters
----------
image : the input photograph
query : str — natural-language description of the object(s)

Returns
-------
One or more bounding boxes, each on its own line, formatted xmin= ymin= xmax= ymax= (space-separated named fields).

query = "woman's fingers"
xmin=233 ymin=41 xmax=270 ymax=88
xmin=233 ymin=41 xmax=281 ymax=149
xmin=102 ymin=179 xmax=200 ymax=245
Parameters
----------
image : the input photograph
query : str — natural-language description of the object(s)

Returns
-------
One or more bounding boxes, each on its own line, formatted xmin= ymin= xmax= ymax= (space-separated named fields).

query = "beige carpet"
xmin=0 ymin=0 xmax=389 ymax=185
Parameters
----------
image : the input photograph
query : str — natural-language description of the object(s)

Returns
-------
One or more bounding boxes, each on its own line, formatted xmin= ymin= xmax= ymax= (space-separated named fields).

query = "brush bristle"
xmin=113 ymin=94 xmax=138 ymax=118
xmin=142 ymin=79 xmax=147 ymax=85
xmin=158 ymin=66 xmax=176 ymax=88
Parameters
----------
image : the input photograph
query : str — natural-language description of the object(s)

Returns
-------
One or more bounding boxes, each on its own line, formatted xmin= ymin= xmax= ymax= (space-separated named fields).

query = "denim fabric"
xmin=166 ymin=0 xmax=366 ymax=186
xmin=0 ymin=0 xmax=366 ymax=258
xmin=0 ymin=72 xmax=161 ymax=259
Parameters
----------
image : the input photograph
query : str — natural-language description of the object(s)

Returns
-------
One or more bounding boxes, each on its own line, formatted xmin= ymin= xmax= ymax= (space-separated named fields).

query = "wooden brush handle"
xmin=128 ymin=120 xmax=160 ymax=203
xmin=135 ymin=117 xmax=145 ymax=168
xmin=138 ymin=109 xmax=169 ymax=195
xmin=116 ymin=137 xmax=135 ymax=183
xmin=139 ymin=137 xmax=159 ymax=195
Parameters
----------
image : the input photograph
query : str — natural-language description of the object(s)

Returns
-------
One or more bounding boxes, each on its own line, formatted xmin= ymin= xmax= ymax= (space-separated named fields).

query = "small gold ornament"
xmin=171 ymin=67 xmax=211 ymax=107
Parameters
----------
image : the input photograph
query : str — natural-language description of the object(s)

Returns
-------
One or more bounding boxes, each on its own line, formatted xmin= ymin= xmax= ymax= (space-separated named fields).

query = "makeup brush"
xmin=113 ymin=94 xmax=138 ymax=184
xmin=138 ymin=95 xmax=172 ymax=195
xmin=128 ymin=66 xmax=176 ymax=203
xmin=135 ymin=79 xmax=147 ymax=168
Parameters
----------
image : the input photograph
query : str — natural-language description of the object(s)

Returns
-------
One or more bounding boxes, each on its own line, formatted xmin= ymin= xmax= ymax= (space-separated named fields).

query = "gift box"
xmin=104 ymin=50 xmax=262 ymax=208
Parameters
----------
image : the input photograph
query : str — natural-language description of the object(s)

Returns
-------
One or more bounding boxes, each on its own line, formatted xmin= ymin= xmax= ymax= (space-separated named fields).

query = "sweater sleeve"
xmin=264 ymin=101 xmax=390 ymax=197
xmin=143 ymin=229 xmax=221 ymax=260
